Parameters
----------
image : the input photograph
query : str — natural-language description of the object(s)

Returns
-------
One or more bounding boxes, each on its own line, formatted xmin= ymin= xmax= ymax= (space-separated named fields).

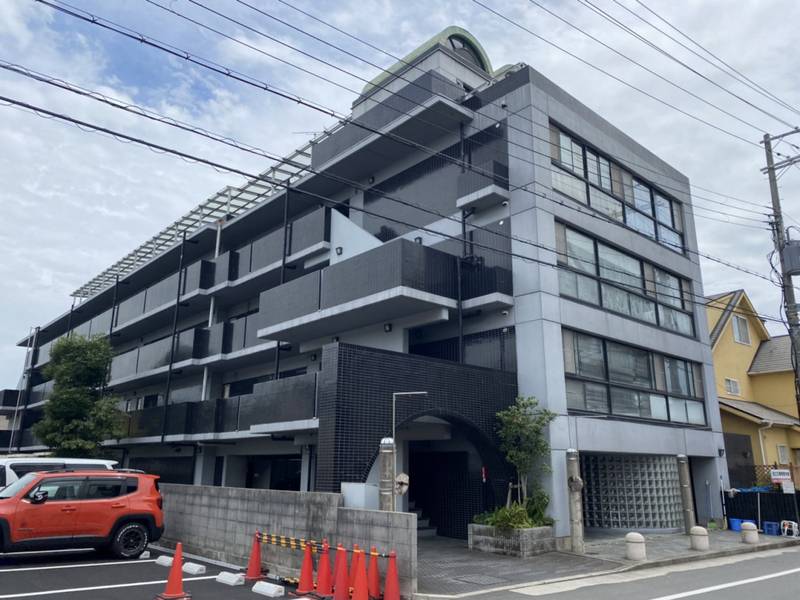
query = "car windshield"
xmin=0 ymin=472 xmax=37 ymax=499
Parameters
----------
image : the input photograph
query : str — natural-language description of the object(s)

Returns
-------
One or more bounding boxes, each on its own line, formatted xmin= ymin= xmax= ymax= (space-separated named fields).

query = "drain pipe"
xmin=758 ymin=421 xmax=774 ymax=465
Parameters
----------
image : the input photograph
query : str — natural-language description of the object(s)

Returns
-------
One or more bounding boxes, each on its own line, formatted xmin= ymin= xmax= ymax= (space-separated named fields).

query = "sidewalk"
xmin=415 ymin=531 xmax=800 ymax=599
xmin=583 ymin=528 xmax=800 ymax=567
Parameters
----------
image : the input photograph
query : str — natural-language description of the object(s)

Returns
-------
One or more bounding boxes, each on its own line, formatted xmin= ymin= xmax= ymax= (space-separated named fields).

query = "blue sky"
xmin=1 ymin=0 xmax=800 ymax=387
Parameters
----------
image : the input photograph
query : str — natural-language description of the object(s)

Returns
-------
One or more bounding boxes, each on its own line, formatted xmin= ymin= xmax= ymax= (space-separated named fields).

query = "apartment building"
xmin=6 ymin=26 xmax=727 ymax=538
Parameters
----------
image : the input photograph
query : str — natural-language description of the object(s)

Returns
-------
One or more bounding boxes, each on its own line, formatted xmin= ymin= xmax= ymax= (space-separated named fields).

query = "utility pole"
xmin=762 ymin=130 xmax=800 ymax=420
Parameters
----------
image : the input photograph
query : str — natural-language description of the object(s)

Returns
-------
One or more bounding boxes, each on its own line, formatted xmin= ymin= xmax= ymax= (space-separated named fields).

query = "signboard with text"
xmin=770 ymin=469 xmax=792 ymax=483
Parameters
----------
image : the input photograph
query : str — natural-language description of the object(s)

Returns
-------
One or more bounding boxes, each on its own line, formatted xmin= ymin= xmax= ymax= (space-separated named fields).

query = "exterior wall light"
xmin=414 ymin=236 xmax=423 ymax=244
xmin=368 ymin=176 xmax=375 ymax=184
xmin=335 ymin=246 xmax=343 ymax=255
xmin=384 ymin=323 xmax=393 ymax=333
xmin=310 ymin=353 xmax=317 ymax=362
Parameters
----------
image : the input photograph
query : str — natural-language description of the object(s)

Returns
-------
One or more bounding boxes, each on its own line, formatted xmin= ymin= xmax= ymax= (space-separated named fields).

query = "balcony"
xmin=257 ymin=239 xmax=459 ymax=342
xmin=456 ymin=160 xmax=510 ymax=211
xmin=108 ymin=328 xmax=203 ymax=388
xmin=111 ymin=260 xmax=215 ymax=340
xmin=118 ymin=373 xmax=318 ymax=442
xmin=0 ymin=389 xmax=20 ymax=409
xmin=307 ymin=71 xmax=472 ymax=191
xmin=208 ymin=207 xmax=331 ymax=303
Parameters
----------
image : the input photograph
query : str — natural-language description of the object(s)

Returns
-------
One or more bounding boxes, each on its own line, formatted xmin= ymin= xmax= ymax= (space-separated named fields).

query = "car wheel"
xmin=111 ymin=523 xmax=149 ymax=559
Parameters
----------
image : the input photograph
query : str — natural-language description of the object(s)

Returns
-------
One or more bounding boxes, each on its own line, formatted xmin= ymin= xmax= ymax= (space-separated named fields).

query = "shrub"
xmin=525 ymin=487 xmax=553 ymax=526
xmin=473 ymin=503 xmax=533 ymax=530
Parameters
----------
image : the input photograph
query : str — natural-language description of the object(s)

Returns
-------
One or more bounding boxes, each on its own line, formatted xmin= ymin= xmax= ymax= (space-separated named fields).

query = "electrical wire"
xmin=0 ymin=89 xmax=784 ymax=325
xmin=154 ymin=0 xmax=769 ymax=220
xmin=630 ymin=0 xmax=800 ymax=122
xmin=1 ymin=59 xmax=773 ymax=304
xmin=269 ymin=0 xmax=771 ymax=211
xmin=39 ymin=0 xmax=772 ymax=219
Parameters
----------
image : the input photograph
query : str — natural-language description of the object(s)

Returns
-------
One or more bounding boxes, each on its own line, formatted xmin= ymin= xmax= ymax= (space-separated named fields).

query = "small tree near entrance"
xmin=33 ymin=336 xmax=125 ymax=457
xmin=496 ymin=396 xmax=555 ymax=504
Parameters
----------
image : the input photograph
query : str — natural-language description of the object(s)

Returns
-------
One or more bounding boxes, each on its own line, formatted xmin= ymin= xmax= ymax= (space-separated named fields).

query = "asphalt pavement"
xmin=505 ymin=545 xmax=800 ymax=600
xmin=0 ymin=547 xmax=264 ymax=599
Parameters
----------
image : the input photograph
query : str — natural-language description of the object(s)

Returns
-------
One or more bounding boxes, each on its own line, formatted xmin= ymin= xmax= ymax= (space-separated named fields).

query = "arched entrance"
xmin=395 ymin=414 xmax=509 ymax=539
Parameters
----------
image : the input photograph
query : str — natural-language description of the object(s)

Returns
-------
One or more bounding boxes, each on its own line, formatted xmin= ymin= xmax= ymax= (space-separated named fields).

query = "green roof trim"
xmin=359 ymin=26 xmax=493 ymax=98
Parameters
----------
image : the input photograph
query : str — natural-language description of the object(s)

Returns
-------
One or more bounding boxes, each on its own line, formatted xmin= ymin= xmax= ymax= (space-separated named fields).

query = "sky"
xmin=1 ymin=0 xmax=799 ymax=388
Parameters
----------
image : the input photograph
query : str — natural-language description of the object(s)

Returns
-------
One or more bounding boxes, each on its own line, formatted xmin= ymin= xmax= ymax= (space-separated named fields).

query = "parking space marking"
xmin=0 ymin=559 xmax=157 ymax=573
xmin=0 ymin=575 xmax=217 ymax=598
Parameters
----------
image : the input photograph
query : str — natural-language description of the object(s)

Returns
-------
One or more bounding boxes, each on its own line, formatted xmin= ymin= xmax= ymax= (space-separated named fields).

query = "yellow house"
xmin=705 ymin=290 xmax=800 ymax=487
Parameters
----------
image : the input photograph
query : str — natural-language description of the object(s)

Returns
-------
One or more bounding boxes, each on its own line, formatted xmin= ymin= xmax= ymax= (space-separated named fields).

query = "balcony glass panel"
xmin=136 ymin=337 xmax=172 ymax=373
xmin=250 ymin=229 xmax=284 ymax=272
xmin=110 ymin=347 xmax=139 ymax=381
xmin=288 ymin=208 xmax=329 ymax=256
xmin=238 ymin=373 xmax=317 ymax=429
xmin=145 ymin=272 xmax=180 ymax=313
xmin=116 ymin=290 xmax=146 ymax=325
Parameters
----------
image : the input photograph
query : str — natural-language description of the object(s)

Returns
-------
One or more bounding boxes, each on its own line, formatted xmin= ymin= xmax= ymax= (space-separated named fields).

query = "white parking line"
xmin=0 ymin=559 xmax=157 ymax=573
xmin=647 ymin=566 xmax=800 ymax=599
xmin=0 ymin=575 xmax=217 ymax=598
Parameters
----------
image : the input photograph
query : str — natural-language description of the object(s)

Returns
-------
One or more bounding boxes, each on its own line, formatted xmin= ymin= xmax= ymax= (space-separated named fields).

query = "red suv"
xmin=0 ymin=469 xmax=163 ymax=558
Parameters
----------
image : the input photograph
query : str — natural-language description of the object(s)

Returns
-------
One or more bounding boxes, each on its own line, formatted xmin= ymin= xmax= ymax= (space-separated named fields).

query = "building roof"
xmin=705 ymin=289 xmax=744 ymax=346
xmin=749 ymin=335 xmax=793 ymax=374
xmin=719 ymin=398 xmax=799 ymax=426
xmin=705 ymin=289 xmax=769 ymax=348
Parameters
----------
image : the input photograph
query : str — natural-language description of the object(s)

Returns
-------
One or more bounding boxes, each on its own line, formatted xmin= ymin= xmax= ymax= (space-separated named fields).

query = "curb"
xmin=412 ymin=538 xmax=800 ymax=600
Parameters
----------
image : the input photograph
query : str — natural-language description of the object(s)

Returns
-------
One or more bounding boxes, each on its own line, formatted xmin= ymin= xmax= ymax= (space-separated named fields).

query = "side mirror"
xmin=30 ymin=490 xmax=48 ymax=505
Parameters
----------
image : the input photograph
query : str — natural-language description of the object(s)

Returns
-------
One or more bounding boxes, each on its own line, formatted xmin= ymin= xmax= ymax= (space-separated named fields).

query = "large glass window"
xmin=556 ymin=223 xmax=694 ymax=335
xmin=563 ymin=330 xmax=705 ymax=426
xmin=549 ymin=124 xmax=684 ymax=251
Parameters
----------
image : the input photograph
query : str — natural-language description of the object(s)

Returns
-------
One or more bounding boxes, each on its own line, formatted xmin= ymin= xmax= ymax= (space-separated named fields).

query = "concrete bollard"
xmin=741 ymin=521 xmax=759 ymax=544
xmin=625 ymin=532 xmax=646 ymax=561
xmin=689 ymin=526 xmax=709 ymax=551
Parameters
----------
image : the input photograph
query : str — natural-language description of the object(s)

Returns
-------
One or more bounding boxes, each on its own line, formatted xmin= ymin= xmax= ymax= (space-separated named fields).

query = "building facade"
xmin=706 ymin=290 xmax=800 ymax=487
xmin=5 ymin=27 xmax=727 ymax=538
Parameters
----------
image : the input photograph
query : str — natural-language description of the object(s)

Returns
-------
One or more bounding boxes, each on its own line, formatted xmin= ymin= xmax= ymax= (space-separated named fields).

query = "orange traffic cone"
xmin=296 ymin=541 xmax=316 ymax=595
xmin=315 ymin=540 xmax=333 ymax=597
xmin=332 ymin=546 xmax=349 ymax=600
xmin=245 ymin=532 xmax=265 ymax=582
xmin=351 ymin=549 xmax=369 ymax=600
xmin=367 ymin=547 xmax=380 ymax=600
xmin=154 ymin=542 xmax=191 ymax=600
xmin=383 ymin=551 xmax=399 ymax=600
xmin=348 ymin=544 xmax=360 ymax=590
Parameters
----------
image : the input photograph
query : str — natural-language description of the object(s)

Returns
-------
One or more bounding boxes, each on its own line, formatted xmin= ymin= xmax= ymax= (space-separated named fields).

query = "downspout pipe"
xmin=758 ymin=421 xmax=774 ymax=465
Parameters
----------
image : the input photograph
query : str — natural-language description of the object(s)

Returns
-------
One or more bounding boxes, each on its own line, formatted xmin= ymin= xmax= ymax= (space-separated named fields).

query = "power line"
xmin=524 ymin=0 xmax=766 ymax=134
xmin=630 ymin=0 xmax=800 ymax=121
xmin=470 ymin=0 xmax=761 ymax=149
xmin=584 ymin=0 xmax=797 ymax=129
xmin=158 ymin=0 xmax=769 ymax=219
xmin=35 ymin=0 xmax=770 ymax=225
xmin=0 ymin=90 xmax=784 ymax=327
xmin=270 ymin=0 xmax=770 ymax=211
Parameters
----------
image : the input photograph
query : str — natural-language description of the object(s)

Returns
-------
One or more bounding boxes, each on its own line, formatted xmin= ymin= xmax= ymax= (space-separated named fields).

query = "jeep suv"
xmin=0 ymin=470 xmax=163 ymax=558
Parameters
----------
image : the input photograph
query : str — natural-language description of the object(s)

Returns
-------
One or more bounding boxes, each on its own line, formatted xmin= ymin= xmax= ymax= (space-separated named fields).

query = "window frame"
xmin=563 ymin=329 xmax=706 ymax=426
xmin=549 ymin=123 xmax=685 ymax=253
xmin=556 ymin=222 xmax=695 ymax=337
xmin=732 ymin=315 xmax=751 ymax=345
xmin=777 ymin=444 xmax=790 ymax=465
xmin=724 ymin=377 xmax=741 ymax=396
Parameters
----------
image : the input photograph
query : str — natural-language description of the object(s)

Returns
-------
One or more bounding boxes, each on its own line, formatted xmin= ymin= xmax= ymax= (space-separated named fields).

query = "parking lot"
xmin=0 ymin=547 xmax=278 ymax=599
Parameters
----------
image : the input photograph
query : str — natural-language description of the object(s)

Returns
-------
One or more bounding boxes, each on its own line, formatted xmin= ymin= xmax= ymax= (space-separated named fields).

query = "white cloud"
xmin=1 ymin=0 xmax=799 ymax=389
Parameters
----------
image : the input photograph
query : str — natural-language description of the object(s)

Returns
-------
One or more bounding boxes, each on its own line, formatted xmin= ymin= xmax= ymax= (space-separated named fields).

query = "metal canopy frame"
xmin=70 ymin=139 xmax=317 ymax=298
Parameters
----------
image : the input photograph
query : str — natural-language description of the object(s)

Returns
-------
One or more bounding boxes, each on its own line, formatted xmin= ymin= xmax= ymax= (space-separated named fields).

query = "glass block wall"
xmin=580 ymin=453 xmax=683 ymax=529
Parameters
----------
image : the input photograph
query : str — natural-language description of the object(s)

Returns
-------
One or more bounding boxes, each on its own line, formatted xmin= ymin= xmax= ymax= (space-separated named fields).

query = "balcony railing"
xmin=0 ymin=389 xmax=21 ymax=408
xmin=259 ymin=239 xmax=458 ymax=332
xmin=121 ymin=373 xmax=317 ymax=438
xmin=109 ymin=328 xmax=202 ymax=382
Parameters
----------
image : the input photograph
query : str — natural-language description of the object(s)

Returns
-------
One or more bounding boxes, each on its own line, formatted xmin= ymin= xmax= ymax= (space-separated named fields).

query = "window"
xmin=724 ymin=378 xmax=741 ymax=396
xmin=777 ymin=444 xmax=790 ymax=465
xmin=563 ymin=330 xmax=705 ymax=425
xmin=548 ymin=124 xmax=684 ymax=251
xmin=598 ymin=244 xmax=642 ymax=290
xmin=733 ymin=316 xmax=751 ymax=345
xmin=31 ymin=478 xmax=82 ymax=502
xmin=84 ymin=478 xmax=125 ymax=499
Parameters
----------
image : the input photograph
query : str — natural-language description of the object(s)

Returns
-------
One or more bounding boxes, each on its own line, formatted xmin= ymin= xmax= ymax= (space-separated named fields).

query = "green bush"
xmin=473 ymin=488 xmax=554 ymax=529
xmin=525 ymin=487 xmax=554 ymax=526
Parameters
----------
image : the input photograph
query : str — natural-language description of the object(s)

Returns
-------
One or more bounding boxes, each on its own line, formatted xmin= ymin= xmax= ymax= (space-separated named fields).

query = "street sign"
xmin=770 ymin=469 xmax=792 ymax=483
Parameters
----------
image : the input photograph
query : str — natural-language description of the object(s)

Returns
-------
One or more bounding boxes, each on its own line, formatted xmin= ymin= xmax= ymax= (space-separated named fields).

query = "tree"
xmin=33 ymin=335 xmax=125 ymax=457
xmin=496 ymin=396 xmax=555 ymax=504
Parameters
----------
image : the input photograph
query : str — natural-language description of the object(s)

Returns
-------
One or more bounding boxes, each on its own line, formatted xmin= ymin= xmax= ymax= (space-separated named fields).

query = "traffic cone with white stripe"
xmin=154 ymin=542 xmax=191 ymax=600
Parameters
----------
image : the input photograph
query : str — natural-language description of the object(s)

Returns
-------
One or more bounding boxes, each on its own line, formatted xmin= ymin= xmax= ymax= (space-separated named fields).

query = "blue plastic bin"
xmin=729 ymin=518 xmax=755 ymax=531
xmin=763 ymin=521 xmax=781 ymax=536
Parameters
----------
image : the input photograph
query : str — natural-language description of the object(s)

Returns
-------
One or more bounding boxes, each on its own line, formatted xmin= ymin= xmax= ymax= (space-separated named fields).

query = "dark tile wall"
xmin=314 ymin=343 xmax=517 ymax=496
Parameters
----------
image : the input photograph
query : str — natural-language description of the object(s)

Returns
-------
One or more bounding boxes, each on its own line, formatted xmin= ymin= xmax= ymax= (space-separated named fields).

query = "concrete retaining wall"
xmin=468 ymin=524 xmax=555 ymax=557
xmin=160 ymin=484 xmax=417 ymax=596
